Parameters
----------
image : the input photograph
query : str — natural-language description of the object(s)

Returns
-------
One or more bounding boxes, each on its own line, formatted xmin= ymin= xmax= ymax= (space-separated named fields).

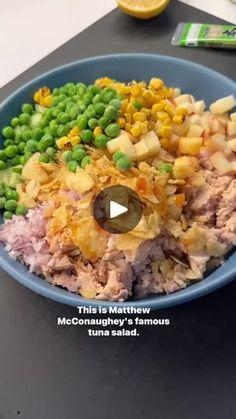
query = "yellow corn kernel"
xmin=159 ymin=125 xmax=172 ymax=138
xmin=164 ymin=104 xmax=175 ymax=116
xmin=34 ymin=91 xmax=41 ymax=103
xmin=152 ymin=103 xmax=164 ymax=113
xmin=121 ymin=99 xmax=129 ymax=113
xmin=125 ymin=123 xmax=132 ymax=133
xmin=133 ymin=112 xmax=147 ymax=122
xmin=142 ymin=108 xmax=151 ymax=116
xmin=70 ymin=126 xmax=80 ymax=137
xmin=176 ymin=108 xmax=188 ymax=116
xmin=141 ymin=121 xmax=149 ymax=134
xmin=95 ymin=77 xmax=112 ymax=88
xmin=160 ymin=137 xmax=171 ymax=149
xmin=56 ymin=136 xmax=70 ymax=149
xmin=130 ymin=122 xmax=142 ymax=138
xmin=43 ymin=95 xmax=52 ymax=107
xmin=166 ymin=88 xmax=175 ymax=98
xmin=143 ymin=90 xmax=154 ymax=105
xmin=70 ymin=135 xmax=80 ymax=146
xmin=93 ymin=126 xmax=103 ymax=137
xmin=173 ymin=115 xmax=184 ymax=125
xmin=124 ymin=113 xmax=132 ymax=124
xmin=117 ymin=117 xmax=126 ymax=129
xmin=149 ymin=78 xmax=164 ymax=90
xmin=127 ymin=103 xmax=136 ymax=114
xmin=131 ymin=85 xmax=142 ymax=97
xmin=157 ymin=112 xmax=169 ymax=122
xmin=163 ymin=117 xmax=171 ymax=125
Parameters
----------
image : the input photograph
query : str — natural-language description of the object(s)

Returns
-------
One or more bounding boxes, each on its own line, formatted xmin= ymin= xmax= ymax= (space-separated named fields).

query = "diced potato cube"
xmin=209 ymin=151 xmax=233 ymax=175
xmin=172 ymin=117 xmax=190 ymax=136
xmin=140 ymin=130 xmax=160 ymax=155
xmin=134 ymin=140 xmax=150 ymax=161
xmin=174 ymin=94 xmax=192 ymax=106
xmin=230 ymin=112 xmax=236 ymax=122
xmin=173 ymin=88 xmax=181 ymax=98
xmin=209 ymin=118 xmax=226 ymax=135
xmin=199 ymin=115 xmax=210 ymax=130
xmin=187 ymin=125 xmax=204 ymax=137
xmin=210 ymin=95 xmax=236 ymax=115
xmin=107 ymin=133 xmax=133 ymax=154
xmin=178 ymin=137 xmax=202 ymax=155
xmin=189 ymin=115 xmax=201 ymax=125
xmin=208 ymin=133 xmax=227 ymax=151
xmin=194 ymin=100 xmax=206 ymax=115
xmin=119 ymin=142 xmax=137 ymax=161
xmin=173 ymin=156 xmax=196 ymax=179
xmin=227 ymin=121 xmax=236 ymax=136
xmin=227 ymin=138 xmax=236 ymax=152
xmin=190 ymin=95 xmax=196 ymax=104
xmin=176 ymin=103 xmax=194 ymax=115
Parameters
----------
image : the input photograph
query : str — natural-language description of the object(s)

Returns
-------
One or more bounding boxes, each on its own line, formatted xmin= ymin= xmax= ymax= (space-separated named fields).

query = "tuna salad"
xmin=0 ymin=77 xmax=235 ymax=301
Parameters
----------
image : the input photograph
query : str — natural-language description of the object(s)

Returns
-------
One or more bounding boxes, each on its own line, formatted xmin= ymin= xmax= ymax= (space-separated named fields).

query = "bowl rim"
xmin=0 ymin=53 xmax=235 ymax=309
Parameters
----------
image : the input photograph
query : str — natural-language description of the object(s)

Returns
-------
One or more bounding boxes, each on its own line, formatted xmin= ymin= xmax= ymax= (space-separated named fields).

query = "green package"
xmin=172 ymin=22 xmax=236 ymax=49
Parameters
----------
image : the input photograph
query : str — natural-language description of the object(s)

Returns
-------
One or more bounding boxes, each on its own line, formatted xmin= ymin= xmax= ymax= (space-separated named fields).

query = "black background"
xmin=0 ymin=1 xmax=236 ymax=418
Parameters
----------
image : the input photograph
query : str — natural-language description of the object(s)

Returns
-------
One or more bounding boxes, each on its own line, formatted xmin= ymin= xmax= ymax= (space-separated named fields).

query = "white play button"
xmin=109 ymin=201 xmax=128 ymax=219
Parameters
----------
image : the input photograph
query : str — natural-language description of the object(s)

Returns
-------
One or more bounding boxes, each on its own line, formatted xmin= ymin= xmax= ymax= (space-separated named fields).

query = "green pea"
xmin=62 ymin=150 xmax=73 ymax=162
xmin=69 ymin=106 xmax=78 ymax=120
xmin=3 ymin=211 xmax=13 ymax=220
xmin=39 ymin=154 xmax=49 ymax=163
xmin=77 ymin=115 xmax=88 ymax=130
xmin=11 ymin=156 xmax=21 ymax=166
xmin=3 ymin=139 xmax=14 ymax=147
xmin=68 ymin=86 xmax=77 ymax=96
xmin=0 ymin=150 xmax=6 ymax=160
xmin=81 ymin=130 xmax=93 ymax=144
xmin=5 ymin=145 xmax=18 ymax=158
xmin=53 ymin=87 xmax=60 ymax=96
xmin=57 ymin=124 xmax=69 ymax=137
xmin=87 ymin=85 xmax=100 ymax=96
xmin=57 ymin=112 xmax=70 ymax=124
xmin=39 ymin=117 xmax=48 ymax=129
xmin=44 ymin=108 xmax=53 ymax=121
xmin=88 ymin=118 xmax=98 ymax=130
xmin=65 ymin=82 xmax=75 ymax=90
xmin=24 ymin=151 xmax=33 ymax=162
xmin=80 ymin=156 xmax=91 ymax=169
xmin=69 ymin=120 xmax=77 ymax=129
xmin=57 ymin=102 xmax=66 ymax=111
xmin=32 ymin=127 xmax=44 ymax=141
xmin=77 ymin=103 xmax=86 ymax=113
xmin=109 ymin=99 xmax=121 ymax=110
xmin=5 ymin=199 xmax=17 ymax=212
xmin=22 ymin=129 xmax=32 ymax=142
xmin=19 ymin=113 xmax=31 ymax=125
xmin=95 ymin=134 xmax=108 ymax=148
xmin=12 ymin=166 xmax=23 ymax=174
xmin=0 ymin=184 xmax=4 ymax=197
xmin=132 ymin=100 xmax=142 ymax=111
xmin=18 ymin=142 xmax=26 ymax=153
xmin=58 ymin=89 xmax=67 ymax=97
xmin=101 ymin=87 xmax=116 ymax=103
xmin=20 ymin=155 xmax=26 ymax=165
xmin=49 ymin=121 xmax=58 ymax=137
xmin=98 ymin=116 xmax=110 ymax=129
xmin=15 ymin=204 xmax=27 ymax=216
xmin=22 ymin=103 xmax=33 ymax=114
xmin=159 ymin=163 xmax=173 ymax=173
xmin=2 ymin=126 xmax=14 ymax=139
xmin=84 ymin=104 xmax=96 ymax=119
xmin=0 ymin=196 xmax=6 ymax=208
xmin=11 ymin=117 xmax=20 ymax=128
xmin=104 ymin=106 xmax=118 ymax=122
xmin=52 ymin=108 xmax=61 ymax=118
xmin=94 ymin=102 xmax=106 ymax=115
xmin=0 ymin=160 xmax=6 ymax=170
xmin=46 ymin=147 xmax=56 ymax=158
xmin=26 ymin=139 xmax=38 ymax=152
xmin=82 ymin=93 xmax=93 ymax=106
xmin=76 ymin=83 xmax=87 ymax=96
xmin=52 ymin=97 xmax=61 ymax=107
xmin=72 ymin=148 xmax=86 ymax=163
xmin=116 ymin=156 xmax=132 ymax=171
xmin=92 ymin=94 xmax=102 ymax=104
xmin=37 ymin=134 xmax=53 ymax=152
xmin=105 ymin=123 xmax=120 ymax=138
xmin=5 ymin=188 xmax=19 ymax=200
xmin=113 ymin=151 xmax=126 ymax=163
xmin=68 ymin=160 xmax=78 ymax=172
xmin=73 ymin=144 xmax=84 ymax=151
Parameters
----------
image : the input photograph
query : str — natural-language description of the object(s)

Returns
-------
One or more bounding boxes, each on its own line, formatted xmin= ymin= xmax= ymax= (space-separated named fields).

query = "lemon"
xmin=117 ymin=0 xmax=170 ymax=19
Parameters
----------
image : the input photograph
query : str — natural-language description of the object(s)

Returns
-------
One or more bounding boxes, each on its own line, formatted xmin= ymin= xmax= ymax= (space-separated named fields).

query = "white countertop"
xmin=0 ymin=0 xmax=235 ymax=89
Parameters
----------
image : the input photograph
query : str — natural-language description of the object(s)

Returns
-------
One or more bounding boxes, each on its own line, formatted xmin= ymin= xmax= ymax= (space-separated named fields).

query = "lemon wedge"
xmin=117 ymin=0 xmax=170 ymax=19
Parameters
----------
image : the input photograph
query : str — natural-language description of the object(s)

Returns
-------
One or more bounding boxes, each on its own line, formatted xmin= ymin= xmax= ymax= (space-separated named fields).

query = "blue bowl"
xmin=0 ymin=54 xmax=235 ymax=309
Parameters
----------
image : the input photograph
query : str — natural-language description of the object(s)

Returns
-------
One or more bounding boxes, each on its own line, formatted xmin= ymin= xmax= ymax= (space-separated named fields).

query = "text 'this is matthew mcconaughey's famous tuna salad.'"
xmin=0 ymin=77 xmax=235 ymax=301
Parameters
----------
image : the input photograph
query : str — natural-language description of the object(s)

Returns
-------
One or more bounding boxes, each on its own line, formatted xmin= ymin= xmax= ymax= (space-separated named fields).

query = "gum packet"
xmin=172 ymin=22 xmax=236 ymax=49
